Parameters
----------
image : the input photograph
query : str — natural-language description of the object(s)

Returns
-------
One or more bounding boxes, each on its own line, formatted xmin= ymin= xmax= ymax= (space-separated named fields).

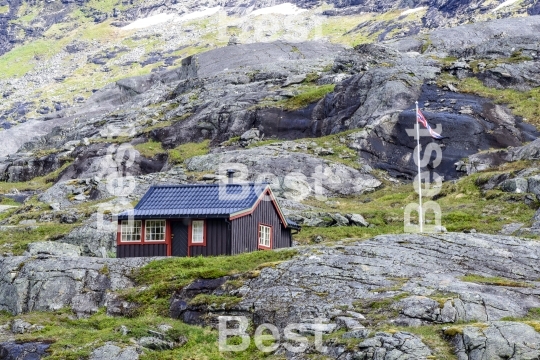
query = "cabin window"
xmin=121 ymin=220 xmax=142 ymax=242
xmin=191 ymin=220 xmax=205 ymax=244
xmin=145 ymin=220 xmax=166 ymax=242
xmin=258 ymin=224 xmax=272 ymax=249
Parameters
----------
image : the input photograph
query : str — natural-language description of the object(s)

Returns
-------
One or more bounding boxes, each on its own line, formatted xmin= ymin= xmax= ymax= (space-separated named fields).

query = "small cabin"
xmin=115 ymin=183 xmax=300 ymax=258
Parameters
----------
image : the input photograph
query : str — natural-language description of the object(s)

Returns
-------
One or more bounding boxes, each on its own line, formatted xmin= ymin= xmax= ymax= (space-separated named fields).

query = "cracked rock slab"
xmin=451 ymin=321 xmax=540 ymax=360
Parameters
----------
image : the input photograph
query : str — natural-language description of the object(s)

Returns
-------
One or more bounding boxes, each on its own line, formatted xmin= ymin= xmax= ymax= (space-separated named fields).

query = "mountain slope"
xmin=0 ymin=0 xmax=537 ymax=125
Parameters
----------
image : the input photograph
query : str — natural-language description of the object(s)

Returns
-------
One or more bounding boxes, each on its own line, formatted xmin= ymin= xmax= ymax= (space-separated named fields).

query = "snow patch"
xmin=250 ymin=3 xmax=307 ymax=16
xmin=400 ymin=6 xmax=426 ymax=16
xmin=492 ymin=0 xmax=520 ymax=12
xmin=174 ymin=7 xmax=221 ymax=23
xmin=121 ymin=7 xmax=221 ymax=30
xmin=122 ymin=13 xmax=176 ymax=30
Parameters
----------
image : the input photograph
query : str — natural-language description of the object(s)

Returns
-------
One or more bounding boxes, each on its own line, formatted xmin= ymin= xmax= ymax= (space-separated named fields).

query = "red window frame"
xmin=257 ymin=223 xmax=273 ymax=250
xmin=188 ymin=219 xmax=207 ymax=246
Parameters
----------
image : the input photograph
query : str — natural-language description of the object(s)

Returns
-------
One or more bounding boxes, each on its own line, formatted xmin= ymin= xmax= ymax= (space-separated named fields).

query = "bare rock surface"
xmin=451 ymin=322 xmax=540 ymax=360
xmin=0 ymin=341 xmax=51 ymax=360
xmin=167 ymin=233 xmax=540 ymax=358
xmin=89 ymin=343 xmax=139 ymax=360
xmin=185 ymin=146 xmax=382 ymax=197
xmin=0 ymin=256 xmax=153 ymax=316
xmin=234 ymin=233 xmax=540 ymax=328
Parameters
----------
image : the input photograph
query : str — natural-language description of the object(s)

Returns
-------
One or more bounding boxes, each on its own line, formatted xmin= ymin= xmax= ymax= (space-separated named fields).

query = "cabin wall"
xmin=190 ymin=218 xmax=231 ymax=257
xmin=231 ymin=199 xmax=291 ymax=254
xmin=117 ymin=244 xmax=168 ymax=258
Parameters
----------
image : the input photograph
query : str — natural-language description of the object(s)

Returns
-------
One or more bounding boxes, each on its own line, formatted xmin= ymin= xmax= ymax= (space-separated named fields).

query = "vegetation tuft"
xmin=277 ymin=84 xmax=335 ymax=111
xmin=459 ymin=274 xmax=532 ymax=288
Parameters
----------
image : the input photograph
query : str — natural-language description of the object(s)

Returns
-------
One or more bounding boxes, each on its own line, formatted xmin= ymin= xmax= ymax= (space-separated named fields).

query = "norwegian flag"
xmin=417 ymin=109 xmax=444 ymax=140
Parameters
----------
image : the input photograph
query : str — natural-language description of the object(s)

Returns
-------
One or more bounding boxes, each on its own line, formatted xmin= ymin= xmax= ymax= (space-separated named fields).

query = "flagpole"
xmin=416 ymin=101 xmax=423 ymax=233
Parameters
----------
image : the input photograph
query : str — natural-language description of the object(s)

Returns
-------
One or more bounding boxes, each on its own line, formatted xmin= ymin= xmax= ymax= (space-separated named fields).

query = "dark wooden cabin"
xmin=116 ymin=183 xmax=300 ymax=258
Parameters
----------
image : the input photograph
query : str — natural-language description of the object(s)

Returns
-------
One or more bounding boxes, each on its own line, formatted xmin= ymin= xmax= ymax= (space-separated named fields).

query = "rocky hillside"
xmin=2 ymin=233 xmax=540 ymax=359
xmin=0 ymin=0 xmax=538 ymax=124
xmin=1 ymin=1 xmax=540 ymax=359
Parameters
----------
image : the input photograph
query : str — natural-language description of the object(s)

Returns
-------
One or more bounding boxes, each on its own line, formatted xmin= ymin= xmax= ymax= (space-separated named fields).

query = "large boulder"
xmin=89 ymin=343 xmax=139 ymax=360
xmin=0 ymin=256 xmax=152 ymax=316
xmin=0 ymin=342 xmax=51 ymax=360
xmin=185 ymin=146 xmax=382 ymax=197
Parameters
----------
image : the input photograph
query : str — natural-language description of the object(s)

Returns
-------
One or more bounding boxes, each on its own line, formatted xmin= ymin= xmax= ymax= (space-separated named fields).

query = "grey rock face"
xmin=40 ymin=165 xmax=188 ymax=211
xmin=0 ymin=256 xmax=152 ymax=316
xmin=528 ymin=175 xmax=540 ymax=197
xmin=330 ymin=213 xmax=349 ymax=226
xmin=188 ymin=233 xmax=540 ymax=331
xmin=0 ymin=342 xmax=51 ymax=360
xmin=57 ymin=214 xmax=115 ymax=258
xmin=356 ymin=331 xmax=432 ymax=359
xmin=499 ymin=223 xmax=524 ymax=235
xmin=185 ymin=146 xmax=381 ymax=197
xmin=532 ymin=209 xmax=540 ymax=229
xmin=451 ymin=322 xmax=540 ymax=360
xmin=348 ymin=86 xmax=537 ymax=180
xmin=510 ymin=138 xmax=540 ymax=161
xmin=25 ymin=242 xmax=81 ymax=257
xmin=424 ymin=16 xmax=540 ymax=60
xmin=89 ymin=343 xmax=139 ymax=360
xmin=396 ymin=296 xmax=442 ymax=323
xmin=500 ymin=178 xmax=528 ymax=193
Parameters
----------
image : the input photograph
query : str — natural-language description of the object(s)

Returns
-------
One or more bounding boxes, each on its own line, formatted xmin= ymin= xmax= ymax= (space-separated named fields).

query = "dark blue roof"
xmin=118 ymin=183 xmax=268 ymax=219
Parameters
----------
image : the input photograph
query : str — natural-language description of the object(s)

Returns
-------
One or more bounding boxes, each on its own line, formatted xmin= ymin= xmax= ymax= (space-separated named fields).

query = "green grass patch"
xmin=0 ymin=197 xmax=20 ymax=206
xmin=297 ymin=161 xmax=536 ymax=245
xmin=188 ymin=294 xmax=242 ymax=308
xmin=222 ymin=136 xmax=240 ymax=146
xmin=395 ymin=325 xmax=457 ymax=359
xmin=132 ymin=139 xmax=209 ymax=164
xmin=134 ymin=140 xmax=166 ymax=158
xmin=0 ymin=38 xmax=70 ymax=79
xmin=277 ymin=84 xmax=335 ymax=111
xmin=460 ymin=274 xmax=531 ymax=288
xmin=168 ymin=140 xmax=210 ymax=165
xmin=0 ymin=223 xmax=77 ymax=255
xmin=126 ymin=249 xmax=297 ymax=316
xmin=0 ymin=161 xmax=73 ymax=194
xmin=352 ymin=293 xmax=410 ymax=326
xmin=0 ymin=309 xmax=272 ymax=360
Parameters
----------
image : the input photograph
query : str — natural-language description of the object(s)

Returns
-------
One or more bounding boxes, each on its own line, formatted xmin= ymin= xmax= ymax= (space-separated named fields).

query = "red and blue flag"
xmin=417 ymin=109 xmax=444 ymax=139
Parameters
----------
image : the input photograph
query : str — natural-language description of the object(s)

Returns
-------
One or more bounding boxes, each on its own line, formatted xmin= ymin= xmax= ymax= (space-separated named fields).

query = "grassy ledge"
xmin=125 ymin=249 xmax=297 ymax=316
xmin=278 ymin=84 xmax=335 ymax=111
xmin=133 ymin=140 xmax=210 ymax=164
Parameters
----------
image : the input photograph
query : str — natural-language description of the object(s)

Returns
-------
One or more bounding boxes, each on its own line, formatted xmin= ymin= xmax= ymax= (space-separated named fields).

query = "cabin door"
xmin=171 ymin=221 xmax=189 ymax=257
